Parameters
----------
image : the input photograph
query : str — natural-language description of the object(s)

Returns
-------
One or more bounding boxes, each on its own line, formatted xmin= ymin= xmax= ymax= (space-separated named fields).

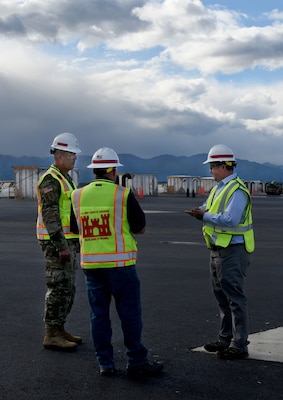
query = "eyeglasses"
xmin=62 ymin=151 xmax=76 ymax=159
xmin=209 ymin=163 xmax=222 ymax=169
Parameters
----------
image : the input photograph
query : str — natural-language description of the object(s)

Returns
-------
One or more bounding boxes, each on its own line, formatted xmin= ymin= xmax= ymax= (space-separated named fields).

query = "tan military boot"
xmin=59 ymin=325 xmax=82 ymax=344
xmin=43 ymin=328 xmax=77 ymax=351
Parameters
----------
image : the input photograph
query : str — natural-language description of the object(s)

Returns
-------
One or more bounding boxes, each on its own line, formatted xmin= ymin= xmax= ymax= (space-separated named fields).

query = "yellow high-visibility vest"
xmin=203 ymin=177 xmax=255 ymax=253
xmin=36 ymin=165 xmax=79 ymax=240
xmin=71 ymin=180 xmax=138 ymax=269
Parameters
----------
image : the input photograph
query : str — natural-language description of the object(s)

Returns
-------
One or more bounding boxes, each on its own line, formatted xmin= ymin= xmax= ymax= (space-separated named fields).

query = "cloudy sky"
xmin=1 ymin=0 xmax=283 ymax=164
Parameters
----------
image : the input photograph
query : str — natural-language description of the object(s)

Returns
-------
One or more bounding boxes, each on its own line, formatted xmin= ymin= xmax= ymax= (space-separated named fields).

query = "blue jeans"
xmin=210 ymin=244 xmax=250 ymax=352
xmin=84 ymin=266 xmax=148 ymax=369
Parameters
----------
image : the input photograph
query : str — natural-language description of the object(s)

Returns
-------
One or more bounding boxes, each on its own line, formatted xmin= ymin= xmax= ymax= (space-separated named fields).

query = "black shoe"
xmin=127 ymin=361 xmax=163 ymax=377
xmin=217 ymin=347 xmax=249 ymax=360
xmin=204 ymin=341 xmax=228 ymax=353
xmin=99 ymin=367 xmax=116 ymax=376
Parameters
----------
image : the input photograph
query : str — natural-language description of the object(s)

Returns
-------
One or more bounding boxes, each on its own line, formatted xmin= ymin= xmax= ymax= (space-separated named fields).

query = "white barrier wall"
xmin=0 ymin=182 xmax=15 ymax=198
xmin=117 ymin=173 xmax=158 ymax=197
xmin=14 ymin=166 xmax=79 ymax=199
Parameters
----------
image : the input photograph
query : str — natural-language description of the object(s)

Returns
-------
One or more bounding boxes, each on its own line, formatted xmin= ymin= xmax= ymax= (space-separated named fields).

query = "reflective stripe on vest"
xmin=37 ymin=166 xmax=78 ymax=240
xmin=81 ymin=251 xmax=137 ymax=265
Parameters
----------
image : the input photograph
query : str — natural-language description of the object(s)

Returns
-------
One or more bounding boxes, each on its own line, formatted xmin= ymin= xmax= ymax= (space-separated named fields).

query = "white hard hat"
xmin=51 ymin=133 xmax=81 ymax=154
xmin=87 ymin=147 xmax=123 ymax=169
xmin=203 ymin=144 xmax=236 ymax=164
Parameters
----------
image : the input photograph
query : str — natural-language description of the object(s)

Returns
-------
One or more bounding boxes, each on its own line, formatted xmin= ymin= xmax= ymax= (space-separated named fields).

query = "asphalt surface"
xmin=0 ymin=194 xmax=282 ymax=400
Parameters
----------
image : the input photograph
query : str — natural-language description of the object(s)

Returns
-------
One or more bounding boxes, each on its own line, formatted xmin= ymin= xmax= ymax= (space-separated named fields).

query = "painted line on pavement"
xmin=144 ymin=210 xmax=179 ymax=213
xmin=161 ymin=241 xmax=204 ymax=246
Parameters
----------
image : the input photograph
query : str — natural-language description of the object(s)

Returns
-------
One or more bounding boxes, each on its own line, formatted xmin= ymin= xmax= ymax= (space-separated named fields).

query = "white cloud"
xmin=265 ymin=8 xmax=283 ymax=21
xmin=0 ymin=0 xmax=283 ymax=166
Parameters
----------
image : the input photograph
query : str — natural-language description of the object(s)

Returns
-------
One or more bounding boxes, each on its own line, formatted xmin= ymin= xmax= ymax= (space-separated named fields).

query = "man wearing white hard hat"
xmin=71 ymin=147 xmax=163 ymax=377
xmin=186 ymin=144 xmax=255 ymax=360
xmin=37 ymin=133 xmax=82 ymax=351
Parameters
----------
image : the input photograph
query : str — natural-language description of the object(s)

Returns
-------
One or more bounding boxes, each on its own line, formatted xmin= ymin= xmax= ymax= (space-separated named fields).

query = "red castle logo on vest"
xmin=81 ymin=213 xmax=111 ymax=239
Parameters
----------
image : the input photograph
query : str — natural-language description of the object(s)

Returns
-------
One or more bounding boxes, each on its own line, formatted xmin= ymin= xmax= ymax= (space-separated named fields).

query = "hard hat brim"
xmin=51 ymin=146 xmax=81 ymax=154
xmin=87 ymin=162 xmax=123 ymax=169
xmin=203 ymin=158 xmax=236 ymax=164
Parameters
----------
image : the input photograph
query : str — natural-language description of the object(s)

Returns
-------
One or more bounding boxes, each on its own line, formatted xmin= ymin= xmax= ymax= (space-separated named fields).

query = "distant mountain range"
xmin=1 ymin=153 xmax=283 ymax=183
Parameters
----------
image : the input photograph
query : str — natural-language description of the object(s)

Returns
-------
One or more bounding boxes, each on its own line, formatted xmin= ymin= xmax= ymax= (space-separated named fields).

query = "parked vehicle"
xmin=265 ymin=181 xmax=282 ymax=195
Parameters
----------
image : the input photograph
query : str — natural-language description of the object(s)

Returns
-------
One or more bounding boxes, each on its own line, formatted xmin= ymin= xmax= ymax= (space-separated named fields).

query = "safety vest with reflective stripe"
xmin=36 ymin=165 xmax=79 ymax=240
xmin=202 ymin=177 xmax=255 ymax=253
xmin=71 ymin=180 xmax=138 ymax=269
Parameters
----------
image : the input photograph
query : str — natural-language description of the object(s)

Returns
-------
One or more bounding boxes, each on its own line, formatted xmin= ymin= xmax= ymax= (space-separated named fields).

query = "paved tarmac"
xmin=0 ymin=194 xmax=282 ymax=400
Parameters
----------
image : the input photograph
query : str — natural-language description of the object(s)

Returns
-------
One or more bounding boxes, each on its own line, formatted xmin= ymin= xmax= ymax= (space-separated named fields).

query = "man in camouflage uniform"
xmin=37 ymin=133 xmax=82 ymax=351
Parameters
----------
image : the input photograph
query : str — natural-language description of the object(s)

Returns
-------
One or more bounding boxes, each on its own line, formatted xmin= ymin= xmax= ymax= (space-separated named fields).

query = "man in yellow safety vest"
xmin=186 ymin=144 xmax=254 ymax=360
xmin=37 ymin=133 xmax=82 ymax=351
xmin=71 ymin=147 xmax=163 ymax=377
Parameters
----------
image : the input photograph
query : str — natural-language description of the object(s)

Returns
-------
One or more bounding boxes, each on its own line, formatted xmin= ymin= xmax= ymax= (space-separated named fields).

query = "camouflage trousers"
xmin=39 ymin=239 xmax=79 ymax=328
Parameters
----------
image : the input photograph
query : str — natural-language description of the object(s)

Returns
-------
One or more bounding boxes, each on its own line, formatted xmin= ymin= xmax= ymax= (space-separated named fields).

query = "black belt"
xmin=210 ymin=243 xmax=244 ymax=251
